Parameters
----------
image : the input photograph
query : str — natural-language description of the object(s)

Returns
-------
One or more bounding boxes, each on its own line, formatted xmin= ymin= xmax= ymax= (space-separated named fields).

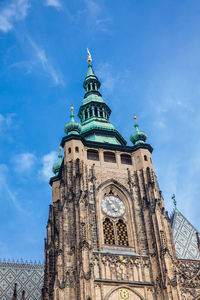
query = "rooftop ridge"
xmin=0 ymin=258 xmax=44 ymax=265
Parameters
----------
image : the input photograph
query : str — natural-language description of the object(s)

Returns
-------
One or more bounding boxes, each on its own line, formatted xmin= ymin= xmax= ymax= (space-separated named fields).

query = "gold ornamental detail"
xmin=119 ymin=288 xmax=130 ymax=300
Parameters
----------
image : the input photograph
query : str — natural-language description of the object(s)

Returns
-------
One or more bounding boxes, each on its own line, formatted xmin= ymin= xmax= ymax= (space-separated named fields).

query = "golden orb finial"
xmin=133 ymin=116 xmax=137 ymax=120
xmin=59 ymin=147 xmax=62 ymax=151
xmin=70 ymin=106 xmax=74 ymax=111
xmin=87 ymin=48 xmax=92 ymax=63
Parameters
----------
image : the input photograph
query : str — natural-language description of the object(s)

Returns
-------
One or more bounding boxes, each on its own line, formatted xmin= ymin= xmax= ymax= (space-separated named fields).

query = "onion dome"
xmin=130 ymin=116 xmax=147 ymax=145
xmin=52 ymin=147 xmax=63 ymax=176
xmin=64 ymin=107 xmax=81 ymax=135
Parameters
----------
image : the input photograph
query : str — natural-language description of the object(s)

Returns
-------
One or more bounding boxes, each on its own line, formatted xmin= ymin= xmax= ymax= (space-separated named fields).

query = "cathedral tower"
xmin=42 ymin=52 xmax=200 ymax=300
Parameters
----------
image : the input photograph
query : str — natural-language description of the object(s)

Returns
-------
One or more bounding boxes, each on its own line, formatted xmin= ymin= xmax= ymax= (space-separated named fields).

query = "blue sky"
xmin=0 ymin=0 xmax=200 ymax=261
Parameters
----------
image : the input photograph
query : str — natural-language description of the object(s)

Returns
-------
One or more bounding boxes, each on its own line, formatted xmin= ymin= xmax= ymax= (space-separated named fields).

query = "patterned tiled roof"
xmin=171 ymin=210 xmax=200 ymax=260
xmin=0 ymin=261 xmax=44 ymax=300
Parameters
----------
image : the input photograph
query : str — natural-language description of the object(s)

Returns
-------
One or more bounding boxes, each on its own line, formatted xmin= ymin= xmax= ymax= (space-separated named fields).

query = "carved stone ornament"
xmin=176 ymin=260 xmax=200 ymax=288
xmin=65 ymin=267 xmax=75 ymax=287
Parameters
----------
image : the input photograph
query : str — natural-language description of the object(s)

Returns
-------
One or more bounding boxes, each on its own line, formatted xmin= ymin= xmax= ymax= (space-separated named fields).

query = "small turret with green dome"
xmin=64 ymin=107 xmax=81 ymax=136
xmin=52 ymin=147 xmax=63 ymax=176
xmin=130 ymin=116 xmax=147 ymax=145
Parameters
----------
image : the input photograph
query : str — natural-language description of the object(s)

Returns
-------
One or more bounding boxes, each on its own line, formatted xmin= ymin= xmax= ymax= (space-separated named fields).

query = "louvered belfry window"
xmin=116 ymin=219 xmax=129 ymax=246
xmin=103 ymin=218 xmax=115 ymax=245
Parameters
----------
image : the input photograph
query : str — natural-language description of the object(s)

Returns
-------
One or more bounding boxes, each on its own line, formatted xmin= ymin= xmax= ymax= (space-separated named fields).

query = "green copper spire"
xmin=78 ymin=50 xmax=126 ymax=145
xmin=64 ymin=107 xmax=81 ymax=135
xmin=52 ymin=147 xmax=63 ymax=176
xmin=130 ymin=116 xmax=147 ymax=145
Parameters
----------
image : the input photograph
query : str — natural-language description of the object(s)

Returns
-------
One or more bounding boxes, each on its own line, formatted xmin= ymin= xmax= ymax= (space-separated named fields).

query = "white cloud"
xmin=40 ymin=151 xmax=57 ymax=181
xmin=84 ymin=0 xmax=112 ymax=33
xmin=13 ymin=153 xmax=36 ymax=173
xmin=27 ymin=36 xmax=64 ymax=85
xmin=0 ymin=164 xmax=27 ymax=213
xmin=0 ymin=0 xmax=30 ymax=33
xmin=45 ymin=0 xmax=62 ymax=10
xmin=95 ymin=63 xmax=130 ymax=96
xmin=0 ymin=113 xmax=17 ymax=132
xmin=96 ymin=63 xmax=120 ymax=94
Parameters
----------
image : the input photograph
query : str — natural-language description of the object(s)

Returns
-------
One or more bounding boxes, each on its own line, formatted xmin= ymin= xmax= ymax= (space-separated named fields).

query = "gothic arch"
xmin=96 ymin=178 xmax=132 ymax=200
xmin=104 ymin=285 xmax=145 ymax=300
xmin=96 ymin=179 xmax=137 ymax=250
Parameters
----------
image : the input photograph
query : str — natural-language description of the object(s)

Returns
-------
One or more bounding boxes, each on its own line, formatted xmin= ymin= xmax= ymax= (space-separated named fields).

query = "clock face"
xmin=101 ymin=196 xmax=125 ymax=217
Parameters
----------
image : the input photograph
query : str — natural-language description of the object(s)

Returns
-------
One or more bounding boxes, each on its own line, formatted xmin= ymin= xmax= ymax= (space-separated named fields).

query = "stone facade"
xmin=42 ymin=59 xmax=200 ymax=300
xmin=42 ymin=139 xmax=200 ymax=299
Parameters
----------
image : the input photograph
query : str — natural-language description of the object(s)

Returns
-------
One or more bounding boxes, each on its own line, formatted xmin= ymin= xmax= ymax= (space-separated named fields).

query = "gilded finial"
xmin=133 ymin=115 xmax=137 ymax=120
xmin=59 ymin=147 xmax=62 ymax=151
xmin=70 ymin=106 xmax=74 ymax=111
xmin=87 ymin=48 xmax=92 ymax=63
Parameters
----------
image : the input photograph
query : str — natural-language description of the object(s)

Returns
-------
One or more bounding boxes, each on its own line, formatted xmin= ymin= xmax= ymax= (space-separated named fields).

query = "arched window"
xmin=87 ymin=149 xmax=99 ymax=161
xmin=103 ymin=218 xmax=115 ymax=245
xmin=144 ymin=155 xmax=148 ymax=161
xmin=99 ymin=107 xmax=103 ymax=117
xmin=75 ymin=146 xmax=79 ymax=153
xmin=68 ymin=147 xmax=71 ymax=154
xmin=89 ymin=107 xmax=92 ymax=117
xmin=94 ymin=107 xmax=98 ymax=117
xmin=116 ymin=219 xmax=129 ymax=246
xmin=121 ymin=154 xmax=132 ymax=165
xmin=104 ymin=151 xmax=116 ymax=163
xmin=92 ymin=83 xmax=95 ymax=90
xmin=88 ymin=84 xmax=90 ymax=91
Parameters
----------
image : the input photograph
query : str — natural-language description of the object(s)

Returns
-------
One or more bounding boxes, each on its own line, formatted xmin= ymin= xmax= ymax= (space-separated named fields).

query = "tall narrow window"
xmin=89 ymin=107 xmax=92 ymax=117
xmin=116 ymin=219 xmax=129 ymax=246
xmin=103 ymin=218 xmax=115 ymax=245
xmin=99 ymin=108 xmax=103 ymax=117
xmin=94 ymin=106 xmax=98 ymax=117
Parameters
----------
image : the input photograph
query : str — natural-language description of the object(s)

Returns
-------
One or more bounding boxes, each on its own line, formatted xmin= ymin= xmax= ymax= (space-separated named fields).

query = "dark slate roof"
xmin=171 ymin=210 xmax=200 ymax=260
xmin=0 ymin=261 xmax=44 ymax=300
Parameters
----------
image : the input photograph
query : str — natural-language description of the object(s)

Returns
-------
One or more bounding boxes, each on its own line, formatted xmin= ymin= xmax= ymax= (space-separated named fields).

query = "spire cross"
xmin=172 ymin=194 xmax=177 ymax=211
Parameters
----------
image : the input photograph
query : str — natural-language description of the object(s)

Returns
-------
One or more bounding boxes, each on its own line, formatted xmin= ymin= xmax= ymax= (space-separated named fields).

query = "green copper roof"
xmin=52 ymin=148 xmax=63 ymax=176
xmin=82 ymin=93 xmax=105 ymax=105
xmin=86 ymin=63 xmax=96 ymax=77
xmin=130 ymin=117 xmax=147 ymax=145
xmin=78 ymin=60 xmax=127 ymax=146
xmin=64 ymin=107 xmax=81 ymax=136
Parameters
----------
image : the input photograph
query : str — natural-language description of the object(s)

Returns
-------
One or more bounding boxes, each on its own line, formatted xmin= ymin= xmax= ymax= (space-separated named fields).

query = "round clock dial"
xmin=101 ymin=196 xmax=125 ymax=217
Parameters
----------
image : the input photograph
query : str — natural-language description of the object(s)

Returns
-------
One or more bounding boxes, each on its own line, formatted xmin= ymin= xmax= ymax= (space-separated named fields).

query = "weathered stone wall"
xmin=42 ymin=138 xmax=200 ymax=300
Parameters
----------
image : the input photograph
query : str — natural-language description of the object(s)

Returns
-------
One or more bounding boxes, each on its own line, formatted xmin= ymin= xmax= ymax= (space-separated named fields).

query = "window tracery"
xmin=101 ymin=186 xmax=131 ymax=247
xmin=117 ymin=219 xmax=129 ymax=246
xmin=103 ymin=218 xmax=115 ymax=245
